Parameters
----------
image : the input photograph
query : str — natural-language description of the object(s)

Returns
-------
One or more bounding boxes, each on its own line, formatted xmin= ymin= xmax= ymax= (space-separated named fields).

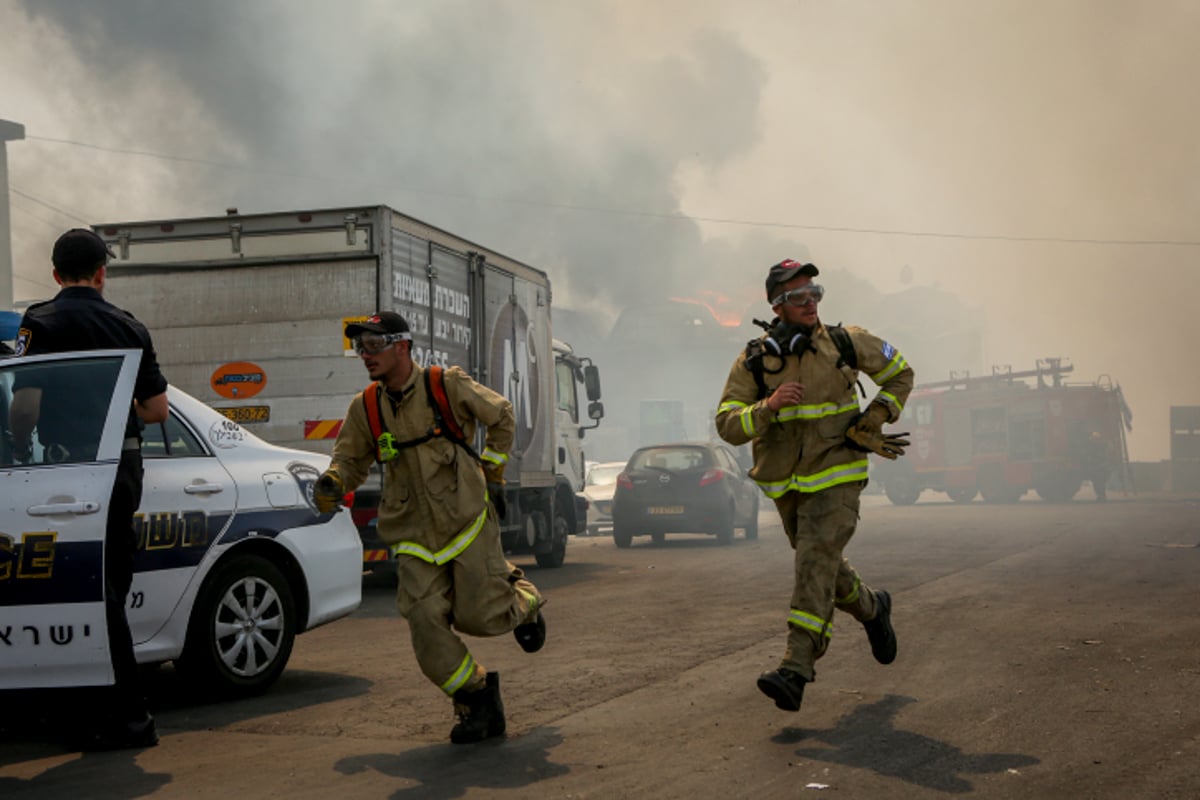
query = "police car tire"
xmin=177 ymin=553 xmax=297 ymax=697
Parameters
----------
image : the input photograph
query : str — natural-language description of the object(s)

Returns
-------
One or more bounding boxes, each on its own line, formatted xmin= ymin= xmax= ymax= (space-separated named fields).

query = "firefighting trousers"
xmin=394 ymin=510 xmax=542 ymax=697
xmin=773 ymin=481 xmax=880 ymax=681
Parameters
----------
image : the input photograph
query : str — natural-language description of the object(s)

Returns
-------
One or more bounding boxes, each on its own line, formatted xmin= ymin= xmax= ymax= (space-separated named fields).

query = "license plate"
xmin=648 ymin=506 xmax=684 ymax=515
xmin=214 ymin=405 xmax=270 ymax=423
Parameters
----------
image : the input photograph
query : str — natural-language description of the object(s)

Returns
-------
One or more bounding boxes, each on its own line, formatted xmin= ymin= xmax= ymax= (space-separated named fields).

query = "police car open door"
xmin=0 ymin=348 xmax=142 ymax=689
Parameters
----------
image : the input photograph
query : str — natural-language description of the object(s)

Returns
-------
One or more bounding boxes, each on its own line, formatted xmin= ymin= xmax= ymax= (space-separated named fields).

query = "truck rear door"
xmin=0 ymin=349 xmax=141 ymax=689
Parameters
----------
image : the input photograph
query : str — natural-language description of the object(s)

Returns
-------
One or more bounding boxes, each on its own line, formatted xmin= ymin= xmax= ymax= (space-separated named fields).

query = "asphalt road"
xmin=3 ymin=490 xmax=1199 ymax=799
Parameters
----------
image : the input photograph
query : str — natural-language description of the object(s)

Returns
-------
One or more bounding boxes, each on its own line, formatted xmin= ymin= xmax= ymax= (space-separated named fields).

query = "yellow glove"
xmin=313 ymin=470 xmax=346 ymax=514
xmin=845 ymin=404 xmax=910 ymax=460
xmin=482 ymin=462 xmax=505 ymax=485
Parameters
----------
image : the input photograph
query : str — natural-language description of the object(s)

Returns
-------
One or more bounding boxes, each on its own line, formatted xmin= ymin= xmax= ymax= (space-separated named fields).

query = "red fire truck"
xmin=874 ymin=358 xmax=1133 ymax=505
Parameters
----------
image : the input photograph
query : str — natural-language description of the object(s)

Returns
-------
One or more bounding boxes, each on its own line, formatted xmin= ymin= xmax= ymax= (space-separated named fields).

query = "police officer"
xmin=313 ymin=312 xmax=546 ymax=744
xmin=715 ymin=259 xmax=914 ymax=713
xmin=9 ymin=228 xmax=168 ymax=749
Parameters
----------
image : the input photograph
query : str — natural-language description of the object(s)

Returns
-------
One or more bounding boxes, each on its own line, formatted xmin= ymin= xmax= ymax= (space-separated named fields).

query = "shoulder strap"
xmin=827 ymin=324 xmax=857 ymax=370
xmin=424 ymin=366 xmax=465 ymax=442
xmin=424 ymin=366 xmax=482 ymax=461
xmin=827 ymin=323 xmax=867 ymax=399
xmin=743 ymin=340 xmax=771 ymax=401
xmin=362 ymin=382 xmax=386 ymax=462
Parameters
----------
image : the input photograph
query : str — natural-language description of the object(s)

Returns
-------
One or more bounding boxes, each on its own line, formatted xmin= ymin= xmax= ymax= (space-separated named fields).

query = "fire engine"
xmin=874 ymin=358 xmax=1132 ymax=505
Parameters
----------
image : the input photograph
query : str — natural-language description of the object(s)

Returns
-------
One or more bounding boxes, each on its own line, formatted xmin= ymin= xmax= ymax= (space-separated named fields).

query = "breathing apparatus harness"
xmin=743 ymin=318 xmax=864 ymax=400
xmin=362 ymin=365 xmax=481 ymax=464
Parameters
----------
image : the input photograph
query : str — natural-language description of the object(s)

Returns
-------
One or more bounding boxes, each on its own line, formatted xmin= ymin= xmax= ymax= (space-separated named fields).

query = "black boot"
xmin=514 ymin=611 xmax=546 ymax=653
xmin=449 ymin=671 xmax=506 ymax=744
xmin=863 ymin=589 xmax=897 ymax=665
xmin=756 ymin=668 xmax=808 ymax=712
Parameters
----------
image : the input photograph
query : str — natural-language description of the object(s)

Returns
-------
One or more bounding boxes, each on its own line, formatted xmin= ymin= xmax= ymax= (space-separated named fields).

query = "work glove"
xmin=313 ymin=470 xmax=346 ymax=514
xmin=482 ymin=461 xmax=505 ymax=484
xmin=487 ymin=482 xmax=507 ymax=520
xmin=845 ymin=403 xmax=911 ymax=460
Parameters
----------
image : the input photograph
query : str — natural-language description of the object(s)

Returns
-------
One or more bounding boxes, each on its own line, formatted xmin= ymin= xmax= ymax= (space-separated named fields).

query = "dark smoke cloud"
xmin=5 ymin=1 xmax=1197 ymax=460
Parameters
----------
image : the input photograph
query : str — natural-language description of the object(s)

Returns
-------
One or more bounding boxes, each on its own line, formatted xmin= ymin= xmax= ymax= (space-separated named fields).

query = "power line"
xmin=10 ymin=187 xmax=90 ymax=225
xmin=19 ymin=134 xmax=1200 ymax=248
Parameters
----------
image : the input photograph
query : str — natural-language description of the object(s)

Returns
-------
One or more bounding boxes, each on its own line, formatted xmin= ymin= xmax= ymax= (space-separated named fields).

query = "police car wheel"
xmin=177 ymin=554 xmax=297 ymax=697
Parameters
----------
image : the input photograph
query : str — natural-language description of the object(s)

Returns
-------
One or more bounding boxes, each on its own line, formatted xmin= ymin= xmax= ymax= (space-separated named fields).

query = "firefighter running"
xmin=715 ymin=260 xmax=915 ymax=712
xmin=313 ymin=312 xmax=546 ymax=744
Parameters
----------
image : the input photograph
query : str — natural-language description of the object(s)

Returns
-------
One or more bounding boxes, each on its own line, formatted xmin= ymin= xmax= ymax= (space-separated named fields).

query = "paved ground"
xmin=3 ymin=489 xmax=1198 ymax=799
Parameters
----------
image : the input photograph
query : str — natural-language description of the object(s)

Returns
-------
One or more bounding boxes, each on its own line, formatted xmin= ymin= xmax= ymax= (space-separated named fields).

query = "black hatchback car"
xmin=611 ymin=442 xmax=760 ymax=547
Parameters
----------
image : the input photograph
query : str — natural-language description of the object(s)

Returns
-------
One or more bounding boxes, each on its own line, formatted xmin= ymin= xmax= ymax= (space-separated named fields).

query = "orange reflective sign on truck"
xmin=210 ymin=362 xmax=267 ymax=400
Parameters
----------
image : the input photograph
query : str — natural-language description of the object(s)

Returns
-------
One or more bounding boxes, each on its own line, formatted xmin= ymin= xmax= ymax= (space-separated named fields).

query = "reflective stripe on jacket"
xmin=714 ymin=322 xmax=914 ymax=495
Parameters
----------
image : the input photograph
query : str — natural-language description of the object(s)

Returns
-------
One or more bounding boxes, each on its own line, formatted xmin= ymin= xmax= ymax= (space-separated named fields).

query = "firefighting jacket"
xmin=715 ymin=322 xmax=914 ymax=498
xmin=328 ymin=364 xmax=515 ymax=562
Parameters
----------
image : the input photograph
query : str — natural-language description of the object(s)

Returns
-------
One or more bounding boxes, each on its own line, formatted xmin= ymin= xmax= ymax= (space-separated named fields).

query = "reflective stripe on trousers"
xmin=389 ymin=507 xmax=488 ymax=564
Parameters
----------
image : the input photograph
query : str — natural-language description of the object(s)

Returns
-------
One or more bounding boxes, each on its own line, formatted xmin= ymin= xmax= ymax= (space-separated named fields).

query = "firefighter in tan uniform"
xmin=313 ymin=312 xmax=545 ymax=744
xmin=715 ymin=260 xmax=914 ymax=713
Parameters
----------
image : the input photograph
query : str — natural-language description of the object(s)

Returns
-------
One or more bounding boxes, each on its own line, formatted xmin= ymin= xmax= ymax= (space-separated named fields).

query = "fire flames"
xmin=668 ymin=290 xmax=750 ymax=327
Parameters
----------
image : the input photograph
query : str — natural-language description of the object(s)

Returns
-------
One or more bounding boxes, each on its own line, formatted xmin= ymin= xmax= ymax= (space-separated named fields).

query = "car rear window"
xmin=586 ymin=464 xmax=624 ymax=486
xmin=629 ymin=447 xmax=712 ymax=472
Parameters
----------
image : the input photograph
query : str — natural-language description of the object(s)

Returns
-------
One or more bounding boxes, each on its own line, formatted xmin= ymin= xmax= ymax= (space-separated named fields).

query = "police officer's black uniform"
xmin=14 ymin=231 xmax=167 ymax=749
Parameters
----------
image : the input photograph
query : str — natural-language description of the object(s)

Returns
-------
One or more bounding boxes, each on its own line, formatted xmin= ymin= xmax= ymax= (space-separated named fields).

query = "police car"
xmin=0 ymin=349 xmax=362 ymax=696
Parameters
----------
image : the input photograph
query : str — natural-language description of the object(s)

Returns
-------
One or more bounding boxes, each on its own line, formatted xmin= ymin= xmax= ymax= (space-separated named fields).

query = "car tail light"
xmin=699 ymin=469 xmax=724 ymax=486
xmin=617 ymin=472 xmax=634 ymax=490
xmin=351 ymin=498 xmax=380 ymax=529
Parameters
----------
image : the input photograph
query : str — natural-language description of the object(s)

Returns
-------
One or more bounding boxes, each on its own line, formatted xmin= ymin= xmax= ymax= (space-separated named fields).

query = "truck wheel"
xmin=947 ymin=486 xmax=978 ymax=504
xmin=536 ymin=511 xmax=569 ymax=568
xmin=613 ymin=526 xmax=633 ymax=548
xmin=979 ymin=471 xmax=1023 ymax=504
xmin=1035 ymin=475 xmax=1082 ymax=503
xmin=177 ymin=553 xmax=296 ymax=697
xmin=884 ymin=472 xmax=921 ymax=506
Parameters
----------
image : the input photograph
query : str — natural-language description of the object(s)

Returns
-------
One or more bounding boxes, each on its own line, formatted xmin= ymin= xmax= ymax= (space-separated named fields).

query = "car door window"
xmin=2 ymin=356 xmax=124 ymax=466
xmin=141 ymin=411 xmax=209 ymax=458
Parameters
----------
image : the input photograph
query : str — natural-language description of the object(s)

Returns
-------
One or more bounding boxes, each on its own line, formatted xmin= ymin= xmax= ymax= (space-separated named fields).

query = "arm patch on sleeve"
xmin=14 ymin=327 xmax=31 ymax=356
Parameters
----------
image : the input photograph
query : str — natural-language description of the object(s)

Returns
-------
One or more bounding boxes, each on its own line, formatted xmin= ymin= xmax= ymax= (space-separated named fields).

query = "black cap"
xmin=765 ymin=259 xmax=819 ymax=300
xmin=52 ymin=228 xmax=116 ymax=275
xmin=345 ymin=311 xmax=411 ymax=338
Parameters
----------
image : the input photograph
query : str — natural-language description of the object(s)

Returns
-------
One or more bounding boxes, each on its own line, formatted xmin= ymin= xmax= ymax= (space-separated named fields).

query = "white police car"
xmin=0 ymin=349 xmax=362 ymax=696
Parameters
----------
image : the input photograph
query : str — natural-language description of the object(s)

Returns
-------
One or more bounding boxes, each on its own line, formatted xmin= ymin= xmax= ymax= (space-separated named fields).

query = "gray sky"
xmin=2 ymin=0 xmax=1197 ymax=460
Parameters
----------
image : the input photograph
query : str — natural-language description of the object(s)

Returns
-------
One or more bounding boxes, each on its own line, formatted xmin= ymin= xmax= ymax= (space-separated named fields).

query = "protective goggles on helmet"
xmin=352 ymin=332 xmax=412 ymax=355
xmin=770 ymin=284 xmax=824 ymax=308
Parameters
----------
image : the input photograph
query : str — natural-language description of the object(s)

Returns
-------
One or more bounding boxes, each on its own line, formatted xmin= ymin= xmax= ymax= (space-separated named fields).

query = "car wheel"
xmin=651 ymin=531 xmax=666 ymax=545
xmin=613 ymin=526 xmax=633 ymax=548
xmin=743 ymin=497 xmax=759 ymax=540
xmin=715 ymin=507 xmax=734 ymax=545
xmin=536 ymin=511 xmax=569 ymax=568
xmin=177 ymin=553 xmax=296 ymax=697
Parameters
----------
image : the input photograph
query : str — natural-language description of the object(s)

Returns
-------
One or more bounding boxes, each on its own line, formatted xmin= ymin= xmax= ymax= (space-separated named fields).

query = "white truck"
xmin=99 ymin=205 xmax=603 ymax=569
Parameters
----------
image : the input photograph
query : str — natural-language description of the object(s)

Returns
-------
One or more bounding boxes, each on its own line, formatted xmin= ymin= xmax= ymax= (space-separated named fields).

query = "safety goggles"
xmin=353 ymin=332 xmax=412 ymax=355
xmin=770 ymin=284 xmax=824 ymax=308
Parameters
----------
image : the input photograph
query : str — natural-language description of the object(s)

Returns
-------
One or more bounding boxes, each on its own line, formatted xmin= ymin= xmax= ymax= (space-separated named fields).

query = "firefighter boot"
xmin=449 ymin=671 xmax=506 ymax=744
xmin=514 ymin=610 xmax=546 ymax=653
xmin=756 ymin=668 xmax=808 ymax=712
xmin=863 ymin=589 xmax=897 ymax=665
